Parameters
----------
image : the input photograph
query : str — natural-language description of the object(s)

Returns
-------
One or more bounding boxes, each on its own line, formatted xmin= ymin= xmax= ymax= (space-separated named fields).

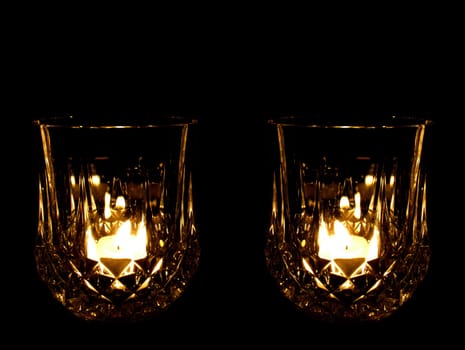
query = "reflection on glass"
xmin=265 ymin=116 xmax=432 ymax=322
xmin=34 ymin=116 xmax=200 ymax=322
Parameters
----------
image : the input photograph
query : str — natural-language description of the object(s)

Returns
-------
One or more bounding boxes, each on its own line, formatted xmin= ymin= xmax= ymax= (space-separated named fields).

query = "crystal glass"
xmin=265 ymin=115 xmax=432 ymax=322
xmin=33 ymin=115 xmax=200 ymax=322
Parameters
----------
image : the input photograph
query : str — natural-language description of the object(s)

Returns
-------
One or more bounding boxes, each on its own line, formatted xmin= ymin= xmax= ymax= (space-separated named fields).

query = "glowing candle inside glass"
xmin=318 ymin=220 xmax=378 ymax=260
xmin=87 ymin=220 xmax=148 ymax=260
xmin=86 ymin=193 xmax=148 ymax=276
xmin=317 ymin=194 xmax=379 ymax=276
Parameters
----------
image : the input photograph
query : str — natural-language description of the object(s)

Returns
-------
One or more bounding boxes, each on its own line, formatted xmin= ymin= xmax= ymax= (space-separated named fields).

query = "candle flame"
xmin=86 ymin=218 xmax=148 ymax=261
xmin=317 ymin=218 xmax=379 ymax=261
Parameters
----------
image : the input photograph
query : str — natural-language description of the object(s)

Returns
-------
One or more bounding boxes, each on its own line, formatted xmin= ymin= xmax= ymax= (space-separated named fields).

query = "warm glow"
xmin=339 ymin=196 xmax=350 ymax=209
xmin=317 ymin=190 xmax=378 ymax=260
xmin=115 ymin=195 xmax=125 ymax=209
xmin=91 ymin=175 xmax=101 ymax=185
xmin=103 ymin=193 xmax=126 ymax=219
xmin=317 ymin=219 xmax=378 ymax=261
xmin=354 ymin=192 xmax=361 ymax=219
xmin=365 ymin=175 xmax=374 ymax=185
xmin=104 ymin=192 xmax=112 ymax=219
xmin=86 ymin=219 xmax=148 ymax=261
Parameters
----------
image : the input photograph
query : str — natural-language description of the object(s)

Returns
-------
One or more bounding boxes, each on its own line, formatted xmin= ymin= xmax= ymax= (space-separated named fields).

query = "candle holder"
xmin=33 ymin=115 xmax=200 ymax=322
xmin=265 ymin=115 xmax=432 ymax=322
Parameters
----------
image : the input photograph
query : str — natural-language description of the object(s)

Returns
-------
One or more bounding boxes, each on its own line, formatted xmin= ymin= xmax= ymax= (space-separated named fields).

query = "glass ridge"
xmin=33 ymin=114 xmax=198 ymax=128
xmin=268 ymin=115 xmax=433 ymax=128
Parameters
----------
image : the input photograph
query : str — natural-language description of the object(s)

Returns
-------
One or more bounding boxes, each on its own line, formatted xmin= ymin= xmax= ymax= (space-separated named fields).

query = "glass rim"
xmin=32 ymin=115 xmax=198 ymax=128
xmin=267 ymin=115 xmax=433 ymax=128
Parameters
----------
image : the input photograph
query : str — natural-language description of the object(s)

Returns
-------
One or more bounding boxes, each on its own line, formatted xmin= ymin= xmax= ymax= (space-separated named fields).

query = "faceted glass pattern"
xmin=265 ymin=116 xmax=432 ymax=322
xmin=34 ymin=116 xmax=200 ymax=322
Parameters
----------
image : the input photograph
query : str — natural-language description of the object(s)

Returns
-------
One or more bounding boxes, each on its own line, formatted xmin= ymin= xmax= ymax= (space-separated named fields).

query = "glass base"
xmin=265 ymin=235 xmax=430 ymax=322
xmin=35 ymin=238 xmax=200 ymax=322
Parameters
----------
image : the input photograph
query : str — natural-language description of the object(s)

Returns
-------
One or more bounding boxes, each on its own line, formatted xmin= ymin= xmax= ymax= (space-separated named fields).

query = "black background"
xmin=15 ymin=10 xmax=459 ymax=345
